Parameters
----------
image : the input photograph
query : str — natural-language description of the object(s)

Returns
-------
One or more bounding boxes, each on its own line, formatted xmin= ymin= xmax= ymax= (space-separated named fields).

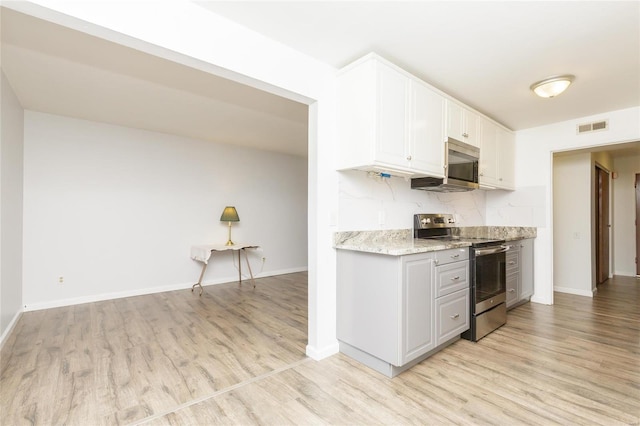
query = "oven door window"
xmin=475 ymin=252 xmax=506 ymax=302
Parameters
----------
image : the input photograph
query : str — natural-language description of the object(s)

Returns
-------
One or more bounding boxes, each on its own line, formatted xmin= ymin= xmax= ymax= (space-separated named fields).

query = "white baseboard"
xmin=306 ymin=341 xmax=339 ymax=360
xmin=554 ymin=286 xmax=596 ymax=297
xmin=0 ymin=310 xmax=23 ymax=350
xmin=23 ymin=267 xmax=308 ymax=312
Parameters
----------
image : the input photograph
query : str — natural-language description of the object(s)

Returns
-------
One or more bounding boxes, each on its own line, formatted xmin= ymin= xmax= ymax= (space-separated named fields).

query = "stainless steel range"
xmin=414 ymin=214 xmax=508 ymax=341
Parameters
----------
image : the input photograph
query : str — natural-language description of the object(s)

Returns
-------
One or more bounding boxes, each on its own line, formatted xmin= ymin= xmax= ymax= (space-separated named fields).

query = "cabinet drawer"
xmin=435 ymin=261 xmax=469 ymax=297
xmin=506 ymin=272 xmax=518 ymax=306
xmin=506 ymin=252 xmax=518 ymax=273
xmin=435 ymin=289 xmax=470 ymax=345
xmin=435 ymin=248 xmax=468 ymax=266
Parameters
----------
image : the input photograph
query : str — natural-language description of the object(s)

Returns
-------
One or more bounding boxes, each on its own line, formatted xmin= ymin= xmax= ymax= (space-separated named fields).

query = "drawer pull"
xmin=508 ymin=261 xmax=516 ymax=265
xmin=508 ymin=289 xmax=516 ymax=293
xmin=450 ymin=313 xmax=460 ymax=319
xmin=450 ymin=276 xmax=460 ymax=281
xmin=451 ymin=254 xmax=460 ymax=259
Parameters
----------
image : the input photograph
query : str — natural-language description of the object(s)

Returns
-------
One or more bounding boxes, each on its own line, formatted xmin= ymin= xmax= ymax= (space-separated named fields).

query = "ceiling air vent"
xmin=577 ymin=119 xmax=608 ymax=135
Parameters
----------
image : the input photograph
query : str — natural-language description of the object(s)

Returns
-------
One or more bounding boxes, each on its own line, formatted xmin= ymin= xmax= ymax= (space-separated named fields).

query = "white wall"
xmin=8 ymin=0 xmax=340 ymax=359
xmin=552 ymin=152 xmax=593 ymax=296
xmin=0 ymin=70 xmax=24 ymax=343
xmin=338 ymin=170 xmax=486 ymax=230
xmin=498 ymin=106 xmax=640 ymax=305
xmin=22 ymin=111 xmax=308 ymax=309
xmin=612 ymin=153 xmax=640 ymax=276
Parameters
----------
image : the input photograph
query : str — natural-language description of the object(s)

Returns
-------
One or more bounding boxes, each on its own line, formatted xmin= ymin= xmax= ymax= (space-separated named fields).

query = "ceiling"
xmin=0 ymin=6 xmax=309 ymax=157
xmin=2 ymin=2 xmax=639 ymax=159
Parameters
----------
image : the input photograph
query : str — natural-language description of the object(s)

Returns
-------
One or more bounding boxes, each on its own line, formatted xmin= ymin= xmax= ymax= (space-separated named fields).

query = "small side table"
xmin=190 ymin=243 xmax=260 ymax=296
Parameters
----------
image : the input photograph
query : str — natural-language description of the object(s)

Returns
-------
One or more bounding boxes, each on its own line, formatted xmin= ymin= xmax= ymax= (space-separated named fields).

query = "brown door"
xmin=596 ymin=166 xmax=610 ymax=285
xmin=636 ymin=174 xmax=640 ymax=276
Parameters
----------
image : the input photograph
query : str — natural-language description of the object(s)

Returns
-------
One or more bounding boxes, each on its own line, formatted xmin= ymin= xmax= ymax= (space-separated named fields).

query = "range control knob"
xmin=448 ymin=217 xmax=455 ymax=224
xmin=420 ymin=217 xmax=431 ymax=227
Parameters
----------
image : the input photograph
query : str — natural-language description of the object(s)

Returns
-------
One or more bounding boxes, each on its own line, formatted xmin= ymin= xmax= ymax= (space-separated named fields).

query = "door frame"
xmin=634 ymin=173 xmax=640 ymax=277
xmin=595 ymin=163 xmax=611 ymax=286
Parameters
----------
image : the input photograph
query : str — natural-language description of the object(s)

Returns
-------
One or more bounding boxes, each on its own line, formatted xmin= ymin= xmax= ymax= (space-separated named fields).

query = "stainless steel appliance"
xmin=410 ymin=139 xmax=479 ymax=192
xmin=413 ymin=213 xmax=507 ymax=341
xmin=462 ymin=243 xmax=508 ymax=341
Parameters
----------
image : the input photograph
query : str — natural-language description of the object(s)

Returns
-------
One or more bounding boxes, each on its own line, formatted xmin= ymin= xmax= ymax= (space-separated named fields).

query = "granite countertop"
xmin=334 ymin=227 xmax=536 ymax=256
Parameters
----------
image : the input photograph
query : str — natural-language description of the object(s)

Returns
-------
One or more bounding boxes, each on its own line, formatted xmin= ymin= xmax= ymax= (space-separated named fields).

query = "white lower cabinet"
xmin=434 ymin=248 xmax=470 ymax=345
xmin=435 ymin=289 xmax=470 ymax=345
xmin=506 ymin=239 xmax=535 ymax=309
xmin=337 ymin=248 xmax=469 ymax=377
xmin=402 ymin=253 xmax=436 ymax=362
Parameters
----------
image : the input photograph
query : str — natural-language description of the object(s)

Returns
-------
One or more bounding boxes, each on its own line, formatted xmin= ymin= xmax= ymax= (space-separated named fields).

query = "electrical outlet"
xmin=58 ymin=276 xmax=64 ymax=284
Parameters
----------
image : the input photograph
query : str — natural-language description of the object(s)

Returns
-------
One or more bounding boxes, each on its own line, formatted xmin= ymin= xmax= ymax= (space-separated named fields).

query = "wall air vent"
xmin=576 ymin=119 xmax=608 ymax=134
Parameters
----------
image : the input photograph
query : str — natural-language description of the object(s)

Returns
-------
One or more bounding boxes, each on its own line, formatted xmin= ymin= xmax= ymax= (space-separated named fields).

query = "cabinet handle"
xmin=520 ymin=244 xmax=524 ymax=248
xmin=406 ymin=155 xmax=412 ymax=161
xmin=479 ymin=172 xmax=484 ymax=176
xmin=450 ymin=313 xmax=460 ymax=319
xmin=499 ymin=178 xmax=503 ymax=181
xmin=451 ymin=254 xmax=460 ymax=259
xmin=508 ymin=261 xmax=516 ymax=265
xmin=462 ymin=133 xmax=469 ymax=138
xmin=450 ymin=276 xmax=460 ymax=281
xmin=508 ymin=289 xmax=516 ymax=293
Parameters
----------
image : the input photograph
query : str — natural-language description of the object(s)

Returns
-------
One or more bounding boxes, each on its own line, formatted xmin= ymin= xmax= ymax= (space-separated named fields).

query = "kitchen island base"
xmin=340 ymin=336 xmax=461 ymax=378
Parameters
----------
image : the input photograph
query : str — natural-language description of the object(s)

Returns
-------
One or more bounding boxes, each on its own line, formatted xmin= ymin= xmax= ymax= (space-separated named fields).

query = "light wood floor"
xmin=1 ymin=273 xmax=639 ymax=425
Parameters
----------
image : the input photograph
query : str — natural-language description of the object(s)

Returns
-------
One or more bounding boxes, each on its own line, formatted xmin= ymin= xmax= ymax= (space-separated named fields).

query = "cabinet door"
xmin=497 ymin=128 xmax=515 ymax=190
xmin=464 ymin=109 xmax=481 ymax=148
xmin=479 ymin=119 xmax=499 ymax=186
xmin=376 ymin=62 xmax=410 ymax=167
xmin=446 ymin=101 xmax=479 ymax=147
xmin=401 ymin=254 xmax=435 ymax=364
xmin=519 ymin=239 xmax=534 ymax=300
xmin=409 ymin=82 xmax=445 ymax=177
xmin=446 ymin=100 xmax=465 ymax=142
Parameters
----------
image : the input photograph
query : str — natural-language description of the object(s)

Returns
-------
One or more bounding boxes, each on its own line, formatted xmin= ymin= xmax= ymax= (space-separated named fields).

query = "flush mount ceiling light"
xmin=530 ymin=74 xmax=575 ymax=98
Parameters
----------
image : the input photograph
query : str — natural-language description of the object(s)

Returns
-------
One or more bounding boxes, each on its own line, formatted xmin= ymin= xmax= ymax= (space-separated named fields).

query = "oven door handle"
xmin=474 ymin=245 xmax=509 ymax=256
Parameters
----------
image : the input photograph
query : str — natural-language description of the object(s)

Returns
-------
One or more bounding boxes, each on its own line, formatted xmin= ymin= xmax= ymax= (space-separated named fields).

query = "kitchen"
xmin=2 ymin=0 xmax=639 ymax=365
xmin=1 ymin=1 xmax=639 ymax=423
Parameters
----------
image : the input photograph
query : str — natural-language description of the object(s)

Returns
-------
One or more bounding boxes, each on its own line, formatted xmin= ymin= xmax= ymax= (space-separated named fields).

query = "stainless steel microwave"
xmin=411 ymin=138 xmax=479 ymax=192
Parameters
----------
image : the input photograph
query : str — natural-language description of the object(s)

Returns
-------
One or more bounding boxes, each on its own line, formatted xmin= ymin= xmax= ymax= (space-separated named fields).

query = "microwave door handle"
xmin=475 ymin=245 xmax=509 ymax=256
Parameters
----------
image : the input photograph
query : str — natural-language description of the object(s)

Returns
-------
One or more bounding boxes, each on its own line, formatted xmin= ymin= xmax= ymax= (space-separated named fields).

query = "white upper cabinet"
xmin=337 ymin=54 xmax=445 ymax=178
xmin=479 ymin=119 xmax=499 ymax=186
xmin=409 ymin=80 xmax=446 ymax=177
xmin=446 ymin=100 xmax=480 ymax=147
xmin=337 ymin=53 xmax=516 ymax=189
xmin=479 ymin=118 xmax=515 ymax=190
xmin=497 ymin=127 xmax=515 ymax=190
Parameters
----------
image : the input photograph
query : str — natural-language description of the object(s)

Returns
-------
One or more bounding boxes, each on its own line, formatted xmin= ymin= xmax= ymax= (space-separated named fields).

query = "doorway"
xmin=595 ymin=165 xmax=610 ymax=285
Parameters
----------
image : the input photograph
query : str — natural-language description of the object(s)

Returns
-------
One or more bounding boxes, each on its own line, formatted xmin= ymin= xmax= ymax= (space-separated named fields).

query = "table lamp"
xmin=220 ymin=206 xmax=240 ymax=246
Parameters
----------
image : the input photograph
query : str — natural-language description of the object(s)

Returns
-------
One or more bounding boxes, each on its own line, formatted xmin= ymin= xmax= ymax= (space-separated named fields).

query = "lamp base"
xmin=225 ymin=221 xmax=234 ymax=246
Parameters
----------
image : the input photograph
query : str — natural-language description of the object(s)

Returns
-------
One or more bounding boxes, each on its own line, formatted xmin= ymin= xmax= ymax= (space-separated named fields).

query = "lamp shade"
xmin=220 ymin=206 xmax=240 ymax=222
xmin=530 ymin=75 xmax=575 ymax=98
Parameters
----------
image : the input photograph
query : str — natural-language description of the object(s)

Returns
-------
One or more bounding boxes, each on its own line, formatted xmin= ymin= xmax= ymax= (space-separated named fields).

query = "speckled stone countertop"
xmin=453 ymin=226 xmax=537 ymax=241
xmin=334 ymin=229 xmax=472 ymax=255
xmin=334 ymin=227 xmax=536 ymax=256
